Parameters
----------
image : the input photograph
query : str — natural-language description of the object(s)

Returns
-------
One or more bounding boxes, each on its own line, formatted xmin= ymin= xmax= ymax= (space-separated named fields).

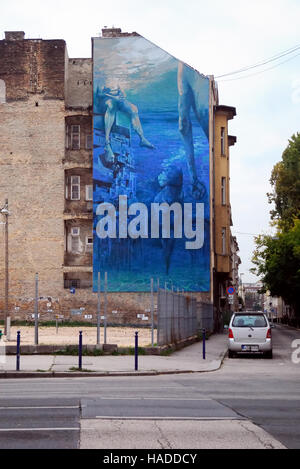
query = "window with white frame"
xmin=85 ymin=185 xmax=93 ymax=201
xmin=71 ymin=175 xmax=80 ymax=200
xmin=71 ymin=125 xmax=80 ymax=150
xmin=85 ymin=236 xmax=93 ymax=252
xmin=221 ymin=127 xmax=225 ymax=155
xmin=222 ymin=227 xmax=226 ymax=255
xmin=221 ymin=177 xmax=226 ymax=205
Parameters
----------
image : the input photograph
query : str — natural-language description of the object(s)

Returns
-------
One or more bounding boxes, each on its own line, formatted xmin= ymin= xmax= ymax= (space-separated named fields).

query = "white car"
xmin=228 ymin=312 xmax=273 ymax=358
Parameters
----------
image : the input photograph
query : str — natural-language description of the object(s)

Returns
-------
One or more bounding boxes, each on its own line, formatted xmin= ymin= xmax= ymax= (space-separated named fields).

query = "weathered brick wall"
xmin=0 ymin=39 xmax=66 ymax=101
xmin=66 ymin=59 xmax=92 ymax=109
xmin=0 ymin=36 xmax=66 ymax=319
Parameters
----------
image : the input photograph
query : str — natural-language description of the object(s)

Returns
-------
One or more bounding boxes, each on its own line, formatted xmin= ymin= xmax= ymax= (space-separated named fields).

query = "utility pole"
xmin=0 ymin=199 xmax=9 ymax=335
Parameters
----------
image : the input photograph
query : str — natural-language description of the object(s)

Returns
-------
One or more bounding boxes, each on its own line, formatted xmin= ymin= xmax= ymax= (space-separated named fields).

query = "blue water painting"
xmin=92 ymin=36 xmax=210 ymax=292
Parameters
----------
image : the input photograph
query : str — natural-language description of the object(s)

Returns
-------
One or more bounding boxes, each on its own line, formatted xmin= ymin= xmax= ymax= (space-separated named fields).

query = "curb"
xmin=0 ymin=348 xmax=228 ymax=379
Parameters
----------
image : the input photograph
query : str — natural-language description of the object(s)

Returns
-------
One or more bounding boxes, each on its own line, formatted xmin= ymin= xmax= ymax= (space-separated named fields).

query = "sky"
xmin=1 ymin=0 xmax=300 ymax=282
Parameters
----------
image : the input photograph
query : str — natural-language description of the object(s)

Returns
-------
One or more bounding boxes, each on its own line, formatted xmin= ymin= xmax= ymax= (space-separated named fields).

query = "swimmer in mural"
xmin=154 ymin=166 xmax=183 ymax=274
xmin=178 ymin=62 xmax=209 ymax=200
xmin=100 ymin=86 xmax=155 ymax=162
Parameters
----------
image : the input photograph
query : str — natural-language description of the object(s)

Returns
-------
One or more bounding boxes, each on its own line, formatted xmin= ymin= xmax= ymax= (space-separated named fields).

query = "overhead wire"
xmin=218 ymin=51 xmax=300 ymax=82
xmin=215 ymin=42 xmax=300 ymax=80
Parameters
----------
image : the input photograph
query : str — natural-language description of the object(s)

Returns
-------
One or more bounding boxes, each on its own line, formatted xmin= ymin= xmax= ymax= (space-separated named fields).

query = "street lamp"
xmin=0 ymin=199 xmax=10 ymax=335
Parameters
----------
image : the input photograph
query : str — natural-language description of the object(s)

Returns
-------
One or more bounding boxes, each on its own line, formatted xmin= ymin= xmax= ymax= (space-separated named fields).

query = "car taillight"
xmin=266 ymin=328 xmax=272 ymax=339
xmin=228 ymin=328 xmax=234 ymax=339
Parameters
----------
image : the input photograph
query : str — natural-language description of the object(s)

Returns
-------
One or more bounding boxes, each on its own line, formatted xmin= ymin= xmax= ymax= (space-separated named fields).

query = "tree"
xmin=252 ymin=133 xmax=300 ymax=319
xmin=268 ymin=133 xmax=300 ymax=230
xmin=252 ymin=220 xmax=300 ymax=317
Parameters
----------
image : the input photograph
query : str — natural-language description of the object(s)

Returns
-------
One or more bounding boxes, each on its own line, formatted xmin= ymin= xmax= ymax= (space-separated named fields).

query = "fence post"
xmin=79 ymin=331 xmax=83 ymax=370
xmin=151 ymin=278 xmax=154 ymax=346
xmin=104 ymin=272 xmax=107 ymax=345
xmin=202 ymin=328 xmax=206 ymax=360
xmin=16 ymin=330 xmax=20 ymax=371
xmin=135 ymin=331 xmax=138 ymax=371
xmin=97 ymin=271 xmax=101 ymax=345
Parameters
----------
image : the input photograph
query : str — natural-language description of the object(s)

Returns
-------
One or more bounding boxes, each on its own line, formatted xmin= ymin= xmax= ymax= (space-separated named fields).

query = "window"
xmin=71 ymin=176 xmax=80 ymax=200
xmin=232 ymin=314 xmax=267 ymax=328
xmin=222 ymin=227 xmax=226 ymax=254
xmin=86 ymin=135 xmax=93 ymax=150
xmin=64 ymin=278 xmax=80 ymax=289
xmin=71 ymin=125 xmax=80 ymax=150
xmin=221 ymin=177 xmax=226 ymax=205
xmin=86 ymin=185 xmax=93 ymax=201
xmin=221 ymin=127 xmax=225 ymax=155
xmin=71 ymin=227 xmax=80 ymax=236
xmin=85 ymin=236 xmax=93 ymax=252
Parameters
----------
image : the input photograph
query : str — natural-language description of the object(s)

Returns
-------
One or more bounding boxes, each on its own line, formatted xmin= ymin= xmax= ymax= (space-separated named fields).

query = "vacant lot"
xmin=6 ymin=326 xmax=156 ymax=347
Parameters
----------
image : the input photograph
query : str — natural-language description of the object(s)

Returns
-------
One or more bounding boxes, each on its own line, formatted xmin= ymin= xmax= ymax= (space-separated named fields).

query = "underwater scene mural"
xmin=92 ymin=36 xmax=210 ymax=292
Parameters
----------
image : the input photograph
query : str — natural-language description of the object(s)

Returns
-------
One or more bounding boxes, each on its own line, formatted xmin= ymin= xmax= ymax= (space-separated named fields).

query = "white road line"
xmin=0 ymin=406 xmax=79 ymax=410
xmin=0 ymin=428 xmax=80 ymax=432
xmin=94 ymin=416 xmax=243 ymax=421
xmin=89 ymin=397 xmax=212 ymax=401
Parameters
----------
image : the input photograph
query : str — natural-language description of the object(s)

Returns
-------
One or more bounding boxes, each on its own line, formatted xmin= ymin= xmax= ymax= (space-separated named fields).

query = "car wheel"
xmin=265 ymin=350 xmax=273 ymax=359
xmin=228 ymin=350 xmax=235 ymax=358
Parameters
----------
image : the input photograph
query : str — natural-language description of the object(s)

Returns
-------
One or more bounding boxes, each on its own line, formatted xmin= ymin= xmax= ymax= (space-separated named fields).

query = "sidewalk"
xmin=0 ymin=333 xmax=228 ymax=378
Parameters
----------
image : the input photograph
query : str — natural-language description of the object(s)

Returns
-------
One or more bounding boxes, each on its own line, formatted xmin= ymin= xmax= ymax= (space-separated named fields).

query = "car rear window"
xmin=232 ymin=315 xmax=267 ymax=328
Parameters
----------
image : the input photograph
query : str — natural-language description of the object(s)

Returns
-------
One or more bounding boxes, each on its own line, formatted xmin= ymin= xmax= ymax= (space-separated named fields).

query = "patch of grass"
xmin=160 ymin=348 xmax=174 ymax=356
xmin=69 ymin=367 xmax=95 ymax=373
xmin=55 ymin=346 xmax=104 ymax=356
xmin=36 ymin=369 xmax=47 ymax=373
xmin=112 ymin=346 xmax=147 ymax=356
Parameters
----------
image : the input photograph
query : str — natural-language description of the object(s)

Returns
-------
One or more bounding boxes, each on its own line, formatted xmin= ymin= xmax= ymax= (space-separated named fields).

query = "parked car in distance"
xmin=228 ymin=312 xmax=273 ymax=358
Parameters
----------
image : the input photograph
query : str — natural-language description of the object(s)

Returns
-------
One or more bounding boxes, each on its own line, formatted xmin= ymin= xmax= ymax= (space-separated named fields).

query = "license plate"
xmin=242 ymin=345 xmax=259 ymax=352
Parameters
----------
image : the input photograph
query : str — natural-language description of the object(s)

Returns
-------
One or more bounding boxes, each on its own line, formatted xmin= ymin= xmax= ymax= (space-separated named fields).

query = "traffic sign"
xmin=227 ymin=286 xmax=236 ymax=295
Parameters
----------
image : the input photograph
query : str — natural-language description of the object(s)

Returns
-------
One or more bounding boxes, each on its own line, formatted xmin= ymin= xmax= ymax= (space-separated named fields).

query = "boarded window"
xmin=86 ymin=185 xmax=93 ymax=201
xmin=0 ymin=80 xmax=6 ymax=104
xmin=86 ymin=135 xmax=93 ymax=150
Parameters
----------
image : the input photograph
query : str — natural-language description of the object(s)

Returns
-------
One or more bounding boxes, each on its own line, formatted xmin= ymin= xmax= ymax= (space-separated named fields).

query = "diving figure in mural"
xmin=154 ymin=166 xmax=183 ymax=274
xmin=178 ymin=62 xmax=209 ymax=200
xmin=100 ymin=86 xmax=155 ymax=163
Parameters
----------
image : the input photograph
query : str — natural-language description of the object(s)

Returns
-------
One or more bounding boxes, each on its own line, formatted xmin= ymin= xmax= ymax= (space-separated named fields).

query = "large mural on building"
xmin=92 ymin=36 xmax=210 ymax=292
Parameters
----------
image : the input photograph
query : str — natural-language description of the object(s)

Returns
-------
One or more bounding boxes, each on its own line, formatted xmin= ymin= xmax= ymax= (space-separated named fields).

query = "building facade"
xmin=0 ymin=29 xmax=239 ymax=328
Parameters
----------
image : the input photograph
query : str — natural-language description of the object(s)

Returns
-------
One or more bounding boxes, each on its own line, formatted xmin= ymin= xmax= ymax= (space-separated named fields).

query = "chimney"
xmin=101 ymin=27 xmax=122 ymax=38
xmin=5 ymin=31 xmax=25 ymax=41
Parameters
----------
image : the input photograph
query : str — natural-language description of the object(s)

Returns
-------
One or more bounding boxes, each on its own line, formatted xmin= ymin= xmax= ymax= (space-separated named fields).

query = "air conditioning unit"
xmin=71 ymin=227 xmax=80 ymax=236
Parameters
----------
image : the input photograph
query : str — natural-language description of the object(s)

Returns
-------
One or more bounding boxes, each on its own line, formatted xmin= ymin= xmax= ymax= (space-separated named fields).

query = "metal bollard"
xmin=78 ymin=331 xmax=82 ymax=370
xmin=202 ymin=328 xmax=206 ymax=360
xmin=135 ymin=331 xmax=138 ymax=371
xmin=16 ymin=330 xmax=21 ymax=371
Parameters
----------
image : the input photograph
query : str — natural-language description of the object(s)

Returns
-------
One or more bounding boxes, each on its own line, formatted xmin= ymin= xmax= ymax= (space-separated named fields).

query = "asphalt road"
xmin=0 ymin=324 xmax=299 ymax=449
